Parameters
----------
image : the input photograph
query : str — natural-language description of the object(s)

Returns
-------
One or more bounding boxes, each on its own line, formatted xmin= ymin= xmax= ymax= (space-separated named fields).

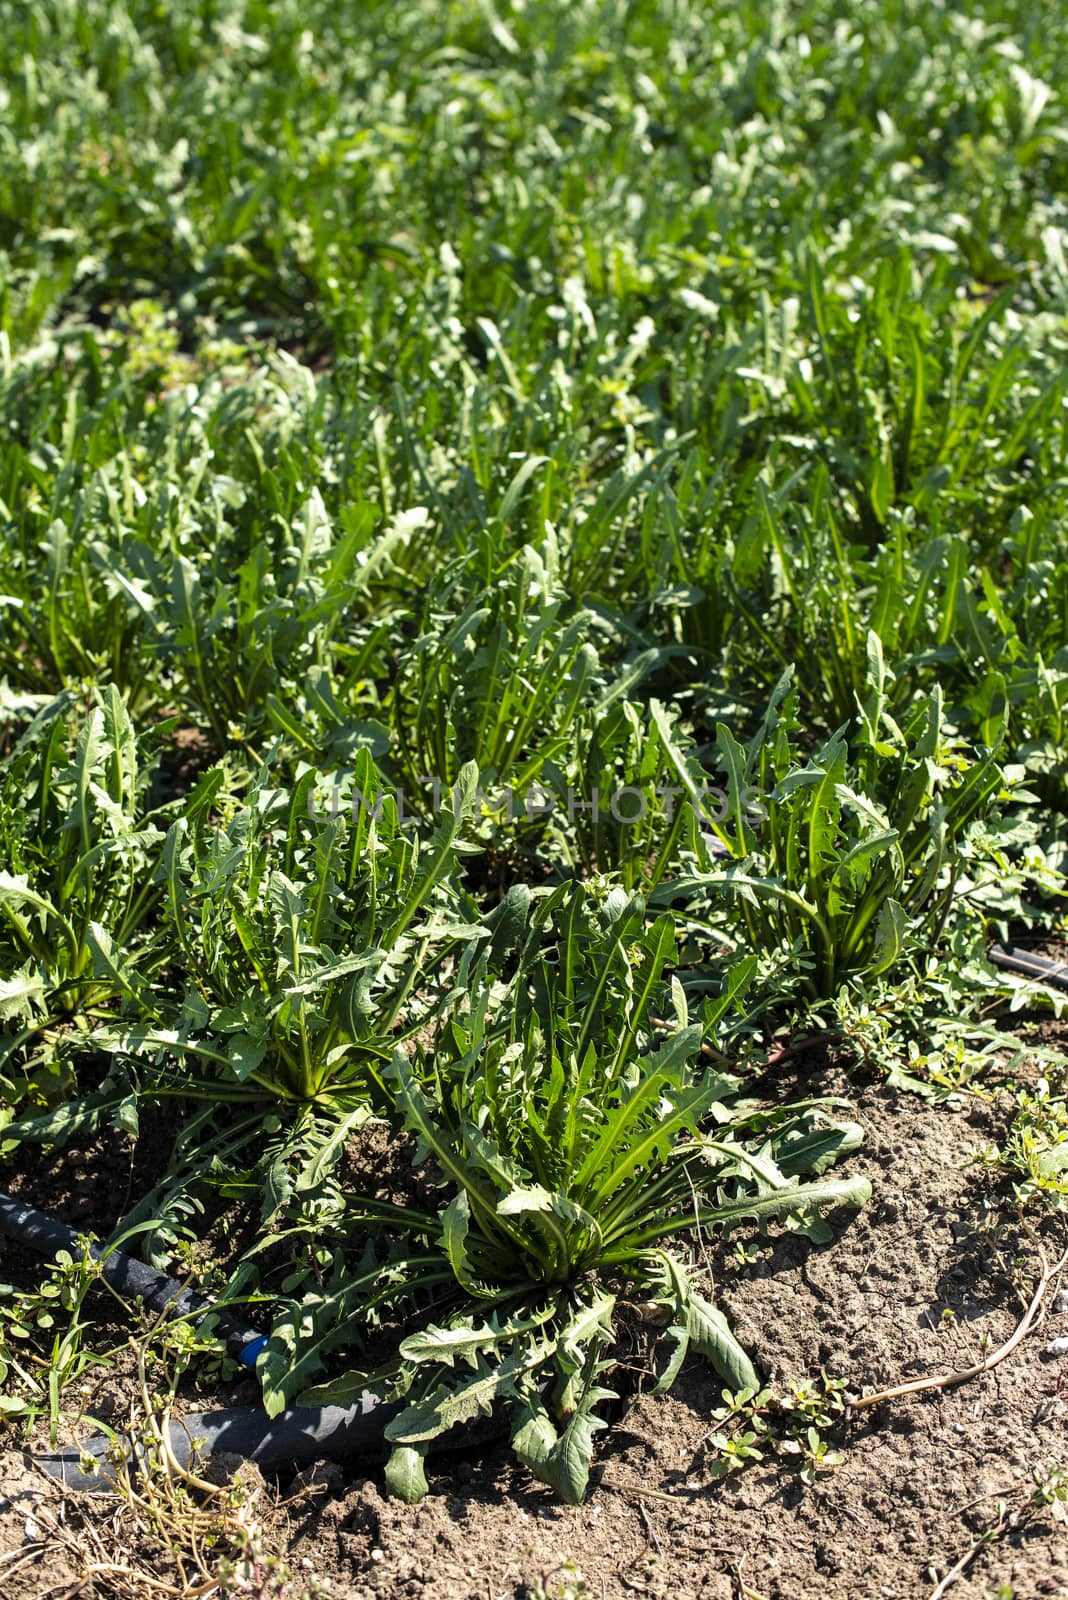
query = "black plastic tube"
xmin=0 ymin=1188 xmax=403 ymax=1491
xmin=989 ymin=943 xmax=1068 ymax=992
xmin=0 ymin=1190 xmax=268 ymax=1366
xmin=34 ymin=1394 xmax=397 ymax=1493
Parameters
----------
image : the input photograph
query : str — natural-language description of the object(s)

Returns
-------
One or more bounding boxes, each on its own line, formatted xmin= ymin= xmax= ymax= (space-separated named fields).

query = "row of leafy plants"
xmin=2 ymin=0 xmax=1068 ymax=1504
xmin=0 ymin=631 xmax=1057 ymax=1496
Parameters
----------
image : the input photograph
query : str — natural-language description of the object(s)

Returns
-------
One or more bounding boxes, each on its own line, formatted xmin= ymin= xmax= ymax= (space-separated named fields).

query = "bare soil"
xmin=2 ymin=1045 xmax=1068 ymax=1599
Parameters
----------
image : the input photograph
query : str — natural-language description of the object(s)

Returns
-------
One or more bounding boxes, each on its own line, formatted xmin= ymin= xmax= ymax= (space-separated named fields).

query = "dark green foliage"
xmin=1 ymin=0 xmax=1066 ymax=1502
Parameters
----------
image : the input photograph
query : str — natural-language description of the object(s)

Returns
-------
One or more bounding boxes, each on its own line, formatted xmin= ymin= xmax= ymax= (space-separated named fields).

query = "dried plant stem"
xmin=849 ymin=1247 xmax=1068 ymax=1413
xmin=927 ymin=1509 xmax=1009 ymax=1600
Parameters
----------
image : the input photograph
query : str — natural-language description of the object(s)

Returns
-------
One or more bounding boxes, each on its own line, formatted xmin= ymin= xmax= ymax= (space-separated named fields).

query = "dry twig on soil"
xmin=849 ymin=1246 xmax=1068 ymax=1413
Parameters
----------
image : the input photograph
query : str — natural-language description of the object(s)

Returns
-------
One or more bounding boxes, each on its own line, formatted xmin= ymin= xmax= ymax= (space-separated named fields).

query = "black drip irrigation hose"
xmin=0 ymin=1191 xmax=268 ymax=1366
xmin=0 ymin=1190 xmax=397 ymax=1492
xmin=989 ymin=942 xmax=1068 ymax=992
xmin=35 ymin=1396 xmax=395 ymax=1494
